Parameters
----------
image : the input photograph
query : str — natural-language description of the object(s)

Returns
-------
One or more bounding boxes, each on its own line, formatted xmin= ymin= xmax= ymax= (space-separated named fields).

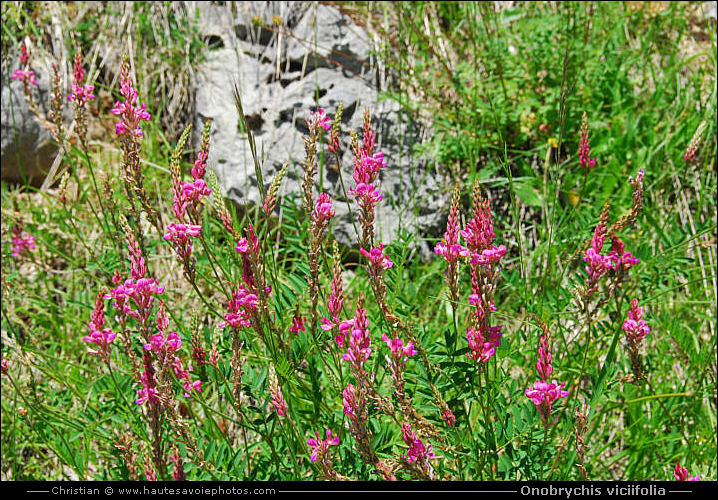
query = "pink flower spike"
xmin=289 ymin=315 xmax=306 ymax=335
xmin=381 ymin=332 xmax=417 ymax=360
xmin=182 ymin=379 xmax=203 ymax=398
xmin=442 ymin=407 xmax=456 ymax=427
xmin=525 ymin=380 xmax=569 ymax=423
xmin=19 ymin=43 xmax=29 ymax=65
xmin=578 ymin=112 xmax=597 ymax=170
xmin=135 ymin=369 xmax=159 ymax=405
xmin=360 ymin=244 xmax=393 ymax=270
xmin=340 ymin=306 xmax=372 ymax=369
xmin=10 ymin=224 xmax=37 ymax=258
xmin=235 ymin=237 xmax=249 ymax=254
xmin=312 ymin=192 xmax=335 ymax=225
xmin=471 ymin=244 xmax=507 ymax=266
xmin=320 ymin=317 xmax=335 ymax=332
xmin=170 ymin=454 xmax=186 ymax=481
xmin=67 ymin=53 xmax=95 ymax=106
xmin=674 ymin=462 xmax=700 ymax=481
xmin=462 ymin=197 xmax=496 ymax=253
xmin=466 ymin=327 xmax=496 ymax=363
xmin=10 ymin=68 xmax=38 ymax=86
xmin=401 ymin=422 xmax=435 ymax=465
xmin=622 ymin=299 xmax=650 ymax=344
xmin=526 ymin=322 xmax=568 ymax=424
xmin=307 ymin=108 xmax=332 ymax=133
xmin=219 ymin=284 xmax=258 ymax=330
xmin=307 ymin=428 xmax=340 ymax=462
xmin=271 ymin=385 xmax=287 ymax=417
xmin=112 ymin=59 xmax=151 ymax=138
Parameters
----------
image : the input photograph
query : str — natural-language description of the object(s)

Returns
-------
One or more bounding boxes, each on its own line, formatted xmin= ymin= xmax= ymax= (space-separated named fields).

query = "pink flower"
xmin=578 ymin=114 xmax=597 ymax=170
xmin=434 ymin=242 xmax=470 ymax=263
xmin=10 ymin=224 xmax=37 ymax=258
xmin=192 ymin=151 xmax=208 ymax=180
xmin=271 ymin=385 xmax=287 ymax=417
xmin=470 ymin=244 xmax=507 ymax=266
xmin=105 ymin=277 xmax=165 ymax=325
xmin=461 ymin=198 xmax=495 ymax=253
xmin=84 ymin=291 xmax=117 ymax=359
xmin=347 ymin=182 xmax=383 ymax=205
xmin=401 ymin=422 xmax=435 ymax=464
xmin=1 ymin=358 xmax=8 ymax=375
xmin=143 ymin=331 xmax=182 ymax=353
xmin=353 ymin=152 xmax=386 ymax=185
xmin=19 ymin=43 xmax=29 ymax=65
xmin=525 ymin=380 xmax=569 ymax=422
xmin=381 ymin=332 xmax=417 ymax=360
xmin=307 ymin=429 xmax=340 ymax=462
xmin=442 ymin=407 xmax=455 ymax=427
xmin=320 ymin=317 xmax=336 ymax=332
xmin=342 ymin=383 xmax=357 ymax=420
xmin=171 ymin=179 xmax=212 ymax=221
xmin=349 ymin=139 xmax=386 ymax=225
xmin=466 ymin=327 xmax=496 ymax=363
xmin=111 ymin=60 xmax=151 ymax=138
xmin=181 ymin=179 xmax=212 ymax=204
xmin=234 ymin=223 xmax=262 ymax=291
xmin=312 ymin=192 xmax=335 ymax=225
xmin=235 ymin=238 xmax=249 ymax=254
xmin=607 ymin=235 xmax=639 ymax=272
xmin=334 ymin=318 xmax=354 ymax=347
xmin=182 ymin=379 xmax=202 ymax=398
xmin=170 ymin=454 xmax=186 ymax=481
xmin=622 ymin=299 xmax=650 ymax=344
xmin=583 ymin=212 xmax=615 ymax=294
xmin=584 ymin=247 xmax=613 ymax=285
xmin=163 ymin=222 xmax=202 ymax=241
xmin=630 ymin=169 xmax=644 ymax=186
xmin=67 ymin=53 xmax=95 ymax=107
xmin=289 ymin=315 xmax=306 ymax=335
xmin=674 ymin=462 xmax=700 ymax=481
xmin=341 ymin=306 xmax=372 ymax=369
xmin=135 ymin=369 xmax=159 ymax=405
xmin=360 ymin=244 xmax=393 ymax=270
xmin=526 ymin=323 xmax=568 ymax=424
xmin=10 ymin=68 xmax=37 ymax=86
xmin=219 ymin=285 xmax=258 ymax=330
xmin=164 ymin=223 xmax=202 ymax=265
xmin=306 ymin=108 xmax=332 ymax=133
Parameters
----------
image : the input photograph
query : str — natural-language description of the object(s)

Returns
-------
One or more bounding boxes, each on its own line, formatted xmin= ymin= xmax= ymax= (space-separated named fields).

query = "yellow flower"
xmin=547 ymin=137 xmax=558 ymax=148
xmin=567 ymin=189 xmax=580 ymax=206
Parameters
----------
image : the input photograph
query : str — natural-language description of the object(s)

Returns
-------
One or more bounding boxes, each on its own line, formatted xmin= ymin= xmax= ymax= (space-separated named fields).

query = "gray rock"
xmin=704 ymin=1 xmax=716 ymax=20
xmin=193 ymin=2 xmax=446 ymax=257
xmin=1 ymin=60 xmax=59 ymax=184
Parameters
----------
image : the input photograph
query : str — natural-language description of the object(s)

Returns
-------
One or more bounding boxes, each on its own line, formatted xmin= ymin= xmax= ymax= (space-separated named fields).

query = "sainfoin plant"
xmin=0 ymin=40 xmax=713 ymax=485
